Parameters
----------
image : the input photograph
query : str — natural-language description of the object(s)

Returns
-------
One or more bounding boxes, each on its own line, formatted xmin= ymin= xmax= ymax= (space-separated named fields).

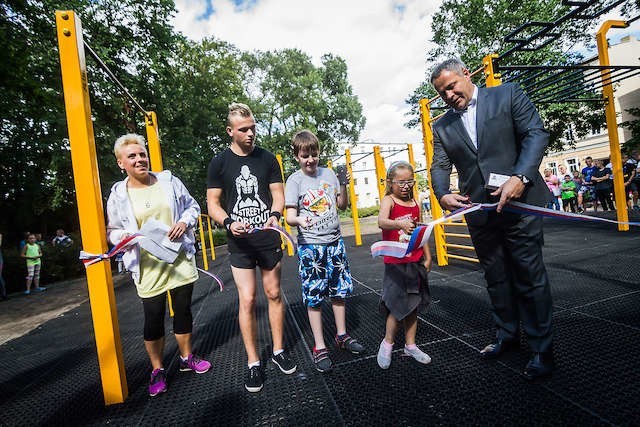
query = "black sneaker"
xmin=335 ymin=334 xmax=365 ymax=354
xmin=245 ymin=365 xmax=263 ymax=393
xmin=313 ymin=348 xmax=333 ymax=373
xmin=271 ymin=350 xmax=297 ymax=374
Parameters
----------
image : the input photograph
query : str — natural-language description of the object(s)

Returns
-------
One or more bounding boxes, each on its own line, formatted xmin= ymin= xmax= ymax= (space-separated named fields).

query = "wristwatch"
xmin=512 ymin=174 xmax=530 ymax=185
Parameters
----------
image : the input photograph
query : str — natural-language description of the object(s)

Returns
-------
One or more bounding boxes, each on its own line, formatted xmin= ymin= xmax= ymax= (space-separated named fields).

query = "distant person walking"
xmin=21 ymin=233 xmax=46 ymax=295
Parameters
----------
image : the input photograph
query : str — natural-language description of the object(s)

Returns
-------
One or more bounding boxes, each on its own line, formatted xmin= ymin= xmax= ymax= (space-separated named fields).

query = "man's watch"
xmin=512 ymin=174 xmax=530 ymax=185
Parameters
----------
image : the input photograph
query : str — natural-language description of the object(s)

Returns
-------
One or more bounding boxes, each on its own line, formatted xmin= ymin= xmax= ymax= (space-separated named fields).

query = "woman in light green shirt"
xmin=20 ymin=233 xmax=46 ymax=295
xmin=106 ymin=134 xmax=210 ymax=397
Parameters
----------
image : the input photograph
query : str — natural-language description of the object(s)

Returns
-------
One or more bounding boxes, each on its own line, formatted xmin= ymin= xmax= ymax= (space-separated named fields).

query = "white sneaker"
xmin=404 ymin=345 xmax=432 ymax=364
xmin=377 ymin=340 xmax=393 ymax=369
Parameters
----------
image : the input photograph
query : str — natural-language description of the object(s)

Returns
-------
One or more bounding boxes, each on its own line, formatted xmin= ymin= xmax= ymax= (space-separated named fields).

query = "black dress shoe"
xmin=523 ymin=352 xmax=554 ymax=380
xmin=479 ymin=339 xmax=517 ymax=359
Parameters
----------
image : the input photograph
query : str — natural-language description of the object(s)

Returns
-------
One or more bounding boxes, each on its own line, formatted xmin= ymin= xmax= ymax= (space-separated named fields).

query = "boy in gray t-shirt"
xmin=285 ymin=130 xmax=365 ymax=373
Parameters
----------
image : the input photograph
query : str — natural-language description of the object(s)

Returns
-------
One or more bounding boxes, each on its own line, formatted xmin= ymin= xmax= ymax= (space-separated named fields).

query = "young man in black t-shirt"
xmin=206 ymin=103 xmax=296 ymax=393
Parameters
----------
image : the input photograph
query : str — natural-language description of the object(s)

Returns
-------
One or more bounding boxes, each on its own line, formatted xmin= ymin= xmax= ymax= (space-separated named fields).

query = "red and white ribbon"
xmin=372 ymin=202 xmax=640 ymax=258
xmin=79 ymin=233 xmax=225 ymax=290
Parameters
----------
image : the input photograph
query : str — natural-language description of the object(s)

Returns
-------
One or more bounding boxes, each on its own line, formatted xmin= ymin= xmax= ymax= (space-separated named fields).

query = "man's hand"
xmin=167 ymin=221 xmax=187 ymax=241
xmin=491 ymin=176 xmax=525 ymax=212
xmin=439 ymin=193 xmax=472 ymax=211
xmin=229 ymin=221 xmax=250 ymax=237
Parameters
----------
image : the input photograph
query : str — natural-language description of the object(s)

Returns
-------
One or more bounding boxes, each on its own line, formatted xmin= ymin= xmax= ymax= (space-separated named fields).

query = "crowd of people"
xmin=543 ymin=153 xmax=640 ymax=214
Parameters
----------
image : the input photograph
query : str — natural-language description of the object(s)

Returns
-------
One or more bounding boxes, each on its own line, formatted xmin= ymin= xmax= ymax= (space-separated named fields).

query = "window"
xmin=353 ymin=178 xmax=357 ymax=185
xmin=547 ymin=162 xmax=557 ymax=176
xmin=567 ymin=158 xmax=578 ymax=173
xmin=364 ymin=177 xmax=369 ymax=185
xmin=362 ymin=161 xmax=367 ymax=168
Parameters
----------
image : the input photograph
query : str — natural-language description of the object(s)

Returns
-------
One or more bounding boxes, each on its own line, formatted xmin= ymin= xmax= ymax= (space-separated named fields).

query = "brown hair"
xmin=384 ymin=161 xmax=414 ymax=195
xmin=291 ymin=130 xmax=320 ymax=156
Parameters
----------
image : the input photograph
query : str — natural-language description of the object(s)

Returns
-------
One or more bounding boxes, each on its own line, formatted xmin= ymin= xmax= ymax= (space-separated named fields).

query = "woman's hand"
xmin=167 ymin=221 xmax=187 ymax=241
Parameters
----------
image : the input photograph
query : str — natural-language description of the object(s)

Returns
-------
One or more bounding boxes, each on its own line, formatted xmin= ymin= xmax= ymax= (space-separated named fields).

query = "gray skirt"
xmin=379 ymin=262 xmax=430 ymax=321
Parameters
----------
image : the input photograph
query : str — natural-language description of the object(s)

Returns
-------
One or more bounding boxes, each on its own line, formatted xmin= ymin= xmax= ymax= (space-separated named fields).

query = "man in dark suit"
xmin=429 ymin=58 xmax=554 ymax=380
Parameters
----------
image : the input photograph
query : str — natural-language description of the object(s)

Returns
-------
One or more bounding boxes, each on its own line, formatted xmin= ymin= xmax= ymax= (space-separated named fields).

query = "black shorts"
xmin=230 ymin=246 xmax=283 ymax=270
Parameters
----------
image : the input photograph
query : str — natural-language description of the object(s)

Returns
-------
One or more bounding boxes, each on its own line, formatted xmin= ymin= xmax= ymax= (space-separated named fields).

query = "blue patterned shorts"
xmin=297 ymin=238 xmax=353 ymax=307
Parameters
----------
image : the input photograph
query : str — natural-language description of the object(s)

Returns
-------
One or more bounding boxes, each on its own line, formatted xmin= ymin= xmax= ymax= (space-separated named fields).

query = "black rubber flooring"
xmin=1 ymin=213 xmax=640 ymax=426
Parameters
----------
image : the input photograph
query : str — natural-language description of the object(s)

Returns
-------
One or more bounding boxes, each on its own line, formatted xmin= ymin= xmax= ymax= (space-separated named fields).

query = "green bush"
xmin=339 ymin=206 xmax=380 ymax=219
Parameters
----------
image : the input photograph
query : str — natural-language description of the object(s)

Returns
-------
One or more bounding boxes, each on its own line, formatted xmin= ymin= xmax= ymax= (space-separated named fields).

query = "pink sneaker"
xmin=179 ymin=354 xmax=211 ymax=374
xmin=148 ymin=368 xmax=167 ymax=396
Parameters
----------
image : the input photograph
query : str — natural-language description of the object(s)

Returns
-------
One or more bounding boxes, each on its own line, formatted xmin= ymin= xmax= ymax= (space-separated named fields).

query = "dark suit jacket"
xmin=430 ymin=83 xmax=552 ymax=226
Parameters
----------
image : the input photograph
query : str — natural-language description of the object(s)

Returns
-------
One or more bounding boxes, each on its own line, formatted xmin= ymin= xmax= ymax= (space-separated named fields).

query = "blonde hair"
xmin=385 ymin=160 xmax=414 ymax=195
xmin=114 ymin=133 xmax=146 ymax=158
xmin=227 ymin=102 xmax=253 ymax=126
xmin=291 ymin=130 xmax=320 ymax=156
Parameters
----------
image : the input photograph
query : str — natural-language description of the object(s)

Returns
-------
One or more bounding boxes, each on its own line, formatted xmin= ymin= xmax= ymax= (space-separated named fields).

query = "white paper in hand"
xmin=138 ymin=219 xmax=182 ymax=264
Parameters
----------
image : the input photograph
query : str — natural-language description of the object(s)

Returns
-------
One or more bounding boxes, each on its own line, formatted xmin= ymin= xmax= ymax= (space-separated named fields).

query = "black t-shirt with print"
xmin=207 ymin=147 xmax=282 ymax=252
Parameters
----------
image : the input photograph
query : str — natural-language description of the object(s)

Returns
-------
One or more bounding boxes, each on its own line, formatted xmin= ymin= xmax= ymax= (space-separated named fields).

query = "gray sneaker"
xmin=335 ymin=334 xmax=365 ymax=354
xmin=377 ymin=340 xmax=392 ymax=369
xmin=403 ymin=345 xmax=432 ymax=364
xmin=313 ymin=348 xmax=333 ymax=373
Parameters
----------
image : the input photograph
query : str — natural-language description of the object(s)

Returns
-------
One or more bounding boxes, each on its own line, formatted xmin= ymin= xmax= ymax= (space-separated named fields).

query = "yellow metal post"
xmin=407 ymin=144 xmax=419 ymax=202
xmin=275 ymin=154 xmax=295 ymax=256
xmin=206 ymin=215 xmax=215 ymax=260
xmin=145 ymin=111 xmax=163 ymax=172
xmin=55 ymin=10 xmax=127 ymax=405
xmin=420 ymin=98 xmax=448 ymax=266
xmin=345 ymin=149 xmax=362 ymax=246
xmin=327 ymin=160 xmax=333 ymax=169
xmin=483 ymin=54 xmax=502 ymax=87
xmin=198 ymin=215 xmax=209 ymax=271
xmin=373 ymin=145 xmax=386 ymax=202
xmin=597 ymin=20 xmax=629 ymax=231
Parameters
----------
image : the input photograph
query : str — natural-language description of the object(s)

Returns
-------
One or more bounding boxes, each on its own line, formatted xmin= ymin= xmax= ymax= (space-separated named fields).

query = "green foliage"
xmin=242 ymin=49 xmax=366 ymax=175
xmin=1 ymin=1 xmax=366 ymax=287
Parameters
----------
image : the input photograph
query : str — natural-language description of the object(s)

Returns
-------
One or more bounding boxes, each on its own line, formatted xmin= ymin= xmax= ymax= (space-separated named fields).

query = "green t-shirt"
xmin=560 ymin=180 xmax=577 ymax=200
xmin=24 ymin=243 xmax=41 ymax=266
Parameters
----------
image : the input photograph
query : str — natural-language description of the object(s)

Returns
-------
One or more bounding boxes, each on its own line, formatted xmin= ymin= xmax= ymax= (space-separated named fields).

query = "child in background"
xmin=376 ymin=161 xmax=432 ymax=369
xmin=285 ymin=130 xmax=364 ymax=373
xmin=21 ymin=233 xmax=46 ymax=295
xmin=560 ymin=174 xmax=578 ymax=213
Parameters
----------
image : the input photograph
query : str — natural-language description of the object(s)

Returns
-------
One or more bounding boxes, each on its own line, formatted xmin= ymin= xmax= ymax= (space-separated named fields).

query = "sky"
xmin=171 ymin=1 xmax=640 ymax=146
xmin=172 ymin=0 xmax=441 ymax=145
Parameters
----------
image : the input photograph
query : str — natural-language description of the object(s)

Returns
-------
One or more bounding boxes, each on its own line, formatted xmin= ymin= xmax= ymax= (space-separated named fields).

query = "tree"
xmin=405 ymin=0 xmax=633 ymax=152
xmin=0 ymin=0 xmax=181 ymax=237
xmin=241 ymin=49 xmax=366 ymax=174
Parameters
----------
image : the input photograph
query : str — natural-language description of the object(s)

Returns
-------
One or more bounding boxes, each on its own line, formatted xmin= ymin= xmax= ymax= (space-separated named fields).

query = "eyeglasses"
xmin=391 ymin=180 xmax=415 ymax=187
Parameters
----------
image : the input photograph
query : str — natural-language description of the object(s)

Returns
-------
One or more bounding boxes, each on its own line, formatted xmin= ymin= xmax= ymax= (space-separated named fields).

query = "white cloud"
xmin=172 ymin=0 xmax=441 ymax=144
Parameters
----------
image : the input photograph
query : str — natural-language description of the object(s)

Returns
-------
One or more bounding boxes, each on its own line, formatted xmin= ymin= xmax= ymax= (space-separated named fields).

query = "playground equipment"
xmin=419 ymin=4 xmax=639 ymax=266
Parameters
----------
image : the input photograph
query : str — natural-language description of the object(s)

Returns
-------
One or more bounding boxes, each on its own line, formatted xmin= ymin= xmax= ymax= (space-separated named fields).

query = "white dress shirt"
xmin=455 ymin=85 xmax=478 ymax=148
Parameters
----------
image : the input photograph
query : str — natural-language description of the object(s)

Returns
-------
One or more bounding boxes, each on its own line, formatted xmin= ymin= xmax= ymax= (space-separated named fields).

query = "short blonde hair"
xmin=114 ymin=134 xmax=146 ymax=158
xmin=227 ymin=102 xmax=253 ymax=126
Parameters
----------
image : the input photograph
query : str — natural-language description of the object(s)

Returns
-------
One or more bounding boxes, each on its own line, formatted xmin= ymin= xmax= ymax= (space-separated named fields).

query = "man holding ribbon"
xmin=429 ymin=58 xmax=554 ymax=380
xmin=207 ymin=103 xmax=297 ymax=393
